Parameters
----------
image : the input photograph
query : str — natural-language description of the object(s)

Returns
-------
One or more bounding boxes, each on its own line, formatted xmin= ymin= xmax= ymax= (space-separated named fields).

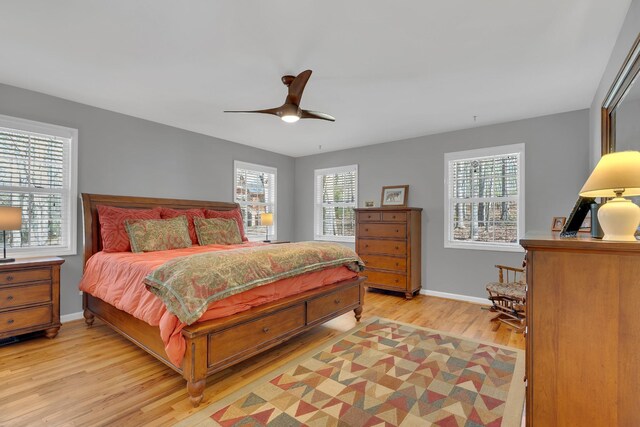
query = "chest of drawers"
xmin=0 ymin=257 xmax=64 ymax=340
xmin=354 ymin=207 xmax=422 ymax=299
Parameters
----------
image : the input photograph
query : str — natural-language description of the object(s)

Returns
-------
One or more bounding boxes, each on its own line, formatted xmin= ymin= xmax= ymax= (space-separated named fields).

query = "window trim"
xmin=314 ymin=164 xmax=358 ymax=243
xmin=443 ymin=143 xmax=525 ymax=252
xmin=233 ymin=160 xmax=277 ymax=241
xmin=0 ymin=114 xmax=78 ymax=258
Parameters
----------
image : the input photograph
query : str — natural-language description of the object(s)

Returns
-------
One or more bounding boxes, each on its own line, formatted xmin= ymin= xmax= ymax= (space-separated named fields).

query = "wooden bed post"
xmin=182 ymin=335 xmax=208 ymax=407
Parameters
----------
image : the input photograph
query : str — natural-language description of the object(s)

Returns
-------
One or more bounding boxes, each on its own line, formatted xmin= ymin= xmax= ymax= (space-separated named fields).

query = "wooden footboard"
xmin=83 ymin=276 xmax=365 ymax=406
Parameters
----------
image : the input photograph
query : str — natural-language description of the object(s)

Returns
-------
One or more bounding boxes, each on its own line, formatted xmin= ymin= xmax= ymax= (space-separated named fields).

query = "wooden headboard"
xmin=81 ymin=193 xmax=239 ymax=266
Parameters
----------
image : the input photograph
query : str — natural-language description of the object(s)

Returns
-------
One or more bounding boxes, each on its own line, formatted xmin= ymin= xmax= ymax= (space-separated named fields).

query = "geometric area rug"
xmin=177 ymin=318 xmax=525 ymax=427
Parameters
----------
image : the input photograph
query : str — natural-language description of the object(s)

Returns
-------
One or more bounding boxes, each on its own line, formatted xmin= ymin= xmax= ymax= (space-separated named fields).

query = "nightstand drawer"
xmin=0 ymin=268 xmax=51 ymax=286
xmin=0 ymin=305 xmax=52 ymax=334
xmin=0 ymin=283 xmax=52 ymax=310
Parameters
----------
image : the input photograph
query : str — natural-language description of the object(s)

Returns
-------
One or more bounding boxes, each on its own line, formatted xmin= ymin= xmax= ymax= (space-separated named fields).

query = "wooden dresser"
xmin=354 ymin=207 xmax=422 ymax=299
xmin=520 ymin=236 xmax=640 ymax=426
xmin=0 ymin=257 xmax=64 ymax=340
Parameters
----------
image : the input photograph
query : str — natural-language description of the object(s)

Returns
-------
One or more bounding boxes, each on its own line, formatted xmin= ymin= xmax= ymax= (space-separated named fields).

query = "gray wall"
xmin=294 ymin=110 xmax=590 ymax=299
xmin=0 ymin=83 xmax=295 ymax=316
xmin=590 ymin=0 xmax=639 ymax=167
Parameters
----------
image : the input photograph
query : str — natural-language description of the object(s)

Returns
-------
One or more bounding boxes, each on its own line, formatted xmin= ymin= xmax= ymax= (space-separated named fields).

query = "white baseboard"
xmin=420 ymin=289 xmax=491 ymax=305
xmin=60 ymin=311 xmax=84 ymax=323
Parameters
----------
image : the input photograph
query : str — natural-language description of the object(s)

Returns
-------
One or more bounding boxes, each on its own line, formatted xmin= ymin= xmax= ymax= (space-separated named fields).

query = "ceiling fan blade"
xmin=224 ymin=107 xmax=281 ymax=116
xmin=287 ymin=70 xmax=312 ymax=105
xmin=301 ymin=110 xmax=335 ymax=122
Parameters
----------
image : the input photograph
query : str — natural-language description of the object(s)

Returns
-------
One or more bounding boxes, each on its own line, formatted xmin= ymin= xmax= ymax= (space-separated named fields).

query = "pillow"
xmin=125 ymin=216 xmax=192 ymax=253
xmin=97 ymin=205 xmax=162 ymax=252
xmin=194 ymin=217 xmax=243 ymax=245
xmin=160 ymin=207 xmax=205 ymax=245
xmin=204 ymin=208 xmax=248 ymax=242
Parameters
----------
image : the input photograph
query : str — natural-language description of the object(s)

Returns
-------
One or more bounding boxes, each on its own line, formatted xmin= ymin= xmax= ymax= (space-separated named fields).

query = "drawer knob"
xmin=395 ymin=263 xmax=399 ymax=267
xmin=395 ymin=279 xmax=399 ymax=283
xmin=395 ymin=246 xmax=399 ymax=250
xmin=368 ymin=215 xmax=371 ymax=218
xmin=334 ymin=298 xmax=341 ymax=304
xmin=365 ymin=244 xmax=369 ymax=248
xmin=6 ymin=275 xmax=14 ymax=282
xmin=392 ymin=215 xmax=396 ymax=219
xmin=365 ymin=228 xmax=369 ymax=232
xmin=7 ymin=319 xmax=14 ymax=324
xmin=262 ymin=327 xmax=270 ymax=333
xmin=6 ymin=295 xmax=13 ymax=301
xmin=396 ymin=229 xmax=399 ymax=233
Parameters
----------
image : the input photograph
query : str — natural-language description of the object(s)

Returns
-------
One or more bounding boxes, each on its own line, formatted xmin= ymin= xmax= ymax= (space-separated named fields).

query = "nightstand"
xmin=0 ymin=257 xmax=64 ymax=340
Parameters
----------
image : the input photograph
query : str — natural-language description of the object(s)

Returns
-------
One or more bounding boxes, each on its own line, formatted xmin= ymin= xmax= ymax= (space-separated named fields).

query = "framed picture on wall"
xmin=381 ymin=185 xmax=409 ymax=207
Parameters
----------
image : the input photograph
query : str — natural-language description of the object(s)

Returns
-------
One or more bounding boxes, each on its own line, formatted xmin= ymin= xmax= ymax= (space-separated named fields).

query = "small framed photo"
xmin=364 ymin=201 xmax=375 ymax=208
xmin=381 ymin=185 xmax=409 ymax=207
xmin=552 ymin=216 xmax=566 ymax=231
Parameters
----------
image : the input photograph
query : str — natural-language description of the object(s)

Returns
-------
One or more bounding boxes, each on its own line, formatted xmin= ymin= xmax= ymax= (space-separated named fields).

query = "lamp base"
xmin=598 ymin=197 xmax=640 ymax=241
xmin=0 ymin=257 xmax=15 ymax=263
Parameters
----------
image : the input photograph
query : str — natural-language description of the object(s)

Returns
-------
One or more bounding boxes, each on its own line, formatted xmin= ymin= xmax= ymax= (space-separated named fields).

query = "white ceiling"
xmin=0 ymin=1 xmax=631 ymax=157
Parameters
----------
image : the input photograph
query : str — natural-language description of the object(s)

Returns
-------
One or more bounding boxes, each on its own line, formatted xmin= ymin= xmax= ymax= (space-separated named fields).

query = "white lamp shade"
xmin=260 ymin=213 xmax=273 ymax=227
xmin=579 ymin=151 xmax=640 ymax=198
xmin=0 ymin=207 xmax=22 ymax=230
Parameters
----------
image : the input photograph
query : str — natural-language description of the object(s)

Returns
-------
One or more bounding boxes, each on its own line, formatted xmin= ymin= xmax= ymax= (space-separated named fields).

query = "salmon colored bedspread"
xmin=78 ymin=242 xmax=357 ymax=367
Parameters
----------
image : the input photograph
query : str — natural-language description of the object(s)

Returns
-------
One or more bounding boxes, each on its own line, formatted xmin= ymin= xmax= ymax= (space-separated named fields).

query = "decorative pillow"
xmin=194 ymin=217 xmax=243 ymax=245
xmin=97 ymin=205 xmax=162 ymax=252
xmin=160 ymin=207 xmax=205 ymax=245
xmin=125 ymin=216 xmax=192 ymax=253
xmin=204 ymin=208 xmax=248 ymax=242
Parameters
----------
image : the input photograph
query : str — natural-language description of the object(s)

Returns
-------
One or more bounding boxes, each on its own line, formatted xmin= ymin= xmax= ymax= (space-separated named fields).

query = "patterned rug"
xmin=178 ymin=318 xmax=525 ymax=427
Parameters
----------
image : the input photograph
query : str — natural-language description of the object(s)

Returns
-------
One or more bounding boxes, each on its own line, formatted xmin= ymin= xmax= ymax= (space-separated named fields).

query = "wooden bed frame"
xmin=80 ymin=193 xmax=365 ymax=407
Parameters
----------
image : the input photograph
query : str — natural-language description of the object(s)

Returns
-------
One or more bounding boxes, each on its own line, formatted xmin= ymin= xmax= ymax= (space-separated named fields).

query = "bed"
xmin=80 ymin=193 xmax=365 ymax=406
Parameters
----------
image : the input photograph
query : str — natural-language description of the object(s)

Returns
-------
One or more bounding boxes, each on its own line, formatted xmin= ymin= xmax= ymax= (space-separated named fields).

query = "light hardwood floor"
xmin=0 ymin=291 xmax=525 ymax=426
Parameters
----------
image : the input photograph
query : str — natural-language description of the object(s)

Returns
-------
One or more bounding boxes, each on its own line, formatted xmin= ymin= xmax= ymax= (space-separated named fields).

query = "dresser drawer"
xmin=0 ymin=305 xmax=52 ymax=334
xmin=359 ymin=223 xmax=406 ymax=239
xmin=307 ymin=285 xmax=360 ymax=324
xmin=360 ymin=254 xmax=406 ymax=272
xmin=365 ymin=270 xmax=407 ymax=289
xmin=358 ymin=212 xmax=381 ymax=222
xmin=0 ymin=283 xmax=51 ymax=310
xmin=358 ymin=239 xmax=406 ymax=256
xmin=0 ymin=268 xmax=51 ymax=286
xmin=208 ymin=304 xmax=305 ymax=366
xmin=382 ymin=212 xmax=407 ymax=222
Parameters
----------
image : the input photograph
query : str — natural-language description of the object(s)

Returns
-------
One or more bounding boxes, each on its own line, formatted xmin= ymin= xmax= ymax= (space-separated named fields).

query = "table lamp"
xmin=0 ymin=207 xmax=22 ymax=263
xmin=579 ymin=151 xmax=640 ymax=241
xmin=260 ymin=212 xmax=273 ymax=243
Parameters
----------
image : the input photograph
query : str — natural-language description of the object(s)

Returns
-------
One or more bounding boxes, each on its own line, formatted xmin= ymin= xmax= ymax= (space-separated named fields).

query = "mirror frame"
xmin=602 ymin=33 xmax=640 ymax=155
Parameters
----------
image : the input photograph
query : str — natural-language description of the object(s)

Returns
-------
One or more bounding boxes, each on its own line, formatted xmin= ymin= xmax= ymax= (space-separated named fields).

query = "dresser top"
xmin=520 ymin=234 xmax=640 ymax=253
xmin=354 ymin=207 xmax=423 ymax=212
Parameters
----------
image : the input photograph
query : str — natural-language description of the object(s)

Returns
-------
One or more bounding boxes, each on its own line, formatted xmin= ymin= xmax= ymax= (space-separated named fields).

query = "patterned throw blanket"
xmin=144 ymin=242 xmax=365 ymax=325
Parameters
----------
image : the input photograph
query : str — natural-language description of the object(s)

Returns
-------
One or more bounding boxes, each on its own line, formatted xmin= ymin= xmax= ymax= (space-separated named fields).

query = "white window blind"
xmin=0 ymin=114 xmax=78 ymax=257
xmin=444 ymin=144 xmax=524 ymax=252
xmin=234 ymin=161 xmax=277 ymax=241
xmin=314 ymin=165 xmax=358 ymax=242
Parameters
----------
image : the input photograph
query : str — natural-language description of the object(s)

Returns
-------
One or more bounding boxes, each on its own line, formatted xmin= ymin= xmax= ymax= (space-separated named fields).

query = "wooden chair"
xmin=486 ymin=264 xmax=526 ymax=332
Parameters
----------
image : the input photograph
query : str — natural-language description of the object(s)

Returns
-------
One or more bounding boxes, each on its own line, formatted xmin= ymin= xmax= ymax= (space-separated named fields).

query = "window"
xmin=0 ymin=114 xmax=78 ymax=257
xmin=314 ymin=165 xmax=358 ymax=242
xmin=444 ymin=143 xmax=525 ymax=252
xmin=234 ymin=161 xmax=277 ymax=241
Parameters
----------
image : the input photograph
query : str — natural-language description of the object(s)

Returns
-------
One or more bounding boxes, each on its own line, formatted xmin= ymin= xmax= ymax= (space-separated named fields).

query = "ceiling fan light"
xmin=281 ymin=114 xmax=300 ymax=123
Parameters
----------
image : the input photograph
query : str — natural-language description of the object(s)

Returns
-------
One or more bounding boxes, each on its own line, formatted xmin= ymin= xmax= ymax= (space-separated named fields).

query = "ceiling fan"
xmin=224 ymin=70 xmax=335 ymax=123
